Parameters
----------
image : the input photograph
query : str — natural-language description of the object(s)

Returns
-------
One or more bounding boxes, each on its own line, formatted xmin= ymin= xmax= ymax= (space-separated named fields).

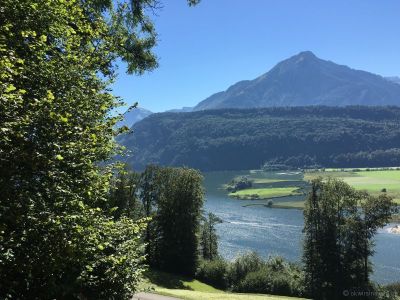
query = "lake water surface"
xmin=203 ymin=171 xmax=400 ymax=284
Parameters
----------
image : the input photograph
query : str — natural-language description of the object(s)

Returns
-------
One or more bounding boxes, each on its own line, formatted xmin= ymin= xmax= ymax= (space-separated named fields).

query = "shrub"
xmin=195 ymin=253 xmax=305 ymax=298
xmin=236 ymin=267 xmax=272 ymax=293
xmin=237 ymin=268 xmax=293 ymax=295
xmin=265 ymin=256 xmax=287 ymax=271
xmin=196 ymin=258 xmax=228 ymax=289
xmin=1 ymin=208 xmax=148 ymax=299
xmin=385 ymin=282 xmax=400 ymax=298
xmin=76 ymin=216 xmax=148 ymax=299
xmin=233 ymin=256 xmax=305 ymax=297
xmin=227 ymin=252 xmax=264 ymax=288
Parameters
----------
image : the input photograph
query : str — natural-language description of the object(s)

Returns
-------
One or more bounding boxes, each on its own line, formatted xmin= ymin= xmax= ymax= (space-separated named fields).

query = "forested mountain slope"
xmin=118 ymin=106 xmax=400 ymax=171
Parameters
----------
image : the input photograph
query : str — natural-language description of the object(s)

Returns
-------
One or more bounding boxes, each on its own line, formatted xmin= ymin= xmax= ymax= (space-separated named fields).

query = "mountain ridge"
xmin=194 ymin=51 xmax=400 ymax=110
xmin=117 ymin=107 xmax=153 ymax=129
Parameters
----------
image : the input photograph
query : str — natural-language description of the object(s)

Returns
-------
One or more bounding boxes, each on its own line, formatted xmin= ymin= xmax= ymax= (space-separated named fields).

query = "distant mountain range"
xmin=118 ymin=107 xmax=195 ymax=128
xmin=166 ymin=107 xmax=193 ymax=113
xmin=118 ymin=51 xmax=400 ymax=129
xmin=117 ymin=107 xmax=153 ymax=129
xmin=194 ymin=51 xmax=400 ymax=110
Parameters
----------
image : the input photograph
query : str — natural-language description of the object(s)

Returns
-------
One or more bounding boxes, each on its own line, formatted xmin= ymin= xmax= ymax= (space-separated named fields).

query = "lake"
xmin=203 ymin=171 xmax=400 ymax=284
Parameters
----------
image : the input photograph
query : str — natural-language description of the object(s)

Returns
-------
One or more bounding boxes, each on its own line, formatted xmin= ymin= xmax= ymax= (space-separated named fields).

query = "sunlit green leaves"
xmin=1 ymin=0 xmax=198 ymax=298
xmin=4 ymin=84 xmax=16 ymax=93
xmin=46 ymin=90 xmax=55 ymax=101
xmin=0 ymin=0 xmax=158 ymax=298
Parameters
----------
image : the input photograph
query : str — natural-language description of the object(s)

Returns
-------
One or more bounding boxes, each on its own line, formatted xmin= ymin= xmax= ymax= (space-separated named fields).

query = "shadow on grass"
xmin=145 ymin=269 xmax=194 ymax=290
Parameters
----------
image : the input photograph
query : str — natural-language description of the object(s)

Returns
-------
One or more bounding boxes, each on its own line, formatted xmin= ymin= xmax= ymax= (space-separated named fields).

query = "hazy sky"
xmin=112 ymin=0 xmax=400 ymax=112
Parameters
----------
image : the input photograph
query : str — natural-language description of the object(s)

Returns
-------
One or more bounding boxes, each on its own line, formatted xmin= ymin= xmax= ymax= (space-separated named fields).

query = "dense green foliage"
xmin=225 ymin=176 xmax=253 ymax=192
xmin=385 ymin=282 xmax=400 ymax=298
xmin=227 ymin=251 xmax=265 ymax=287
xmin=303 ymin=179 xmax=395 ymax=300
xmin=107 ymin=165 xmax=205 ymax=279
xmin=136 ymin=166 xmax=204 ymax=276
xmin=107 ymin=166 xmax=142 ymax=220
xmin=119 ymin=106 xmax=400 ymax=171
xmin=199 ymin=212 xmax=222 ymax=261
xmin=235 ymin=256 xmax=305 ymax=297
xmin=196 ymin=258 xmax=229 ymax=289
xmin=195 ymin=252 xmax=305 ymax=297
xmin=0 ymin=0 xmax=196 ymax=298
xmin=138 ymin=164 xmax=160 ymax=265
xmin=155 ymin=167 xmax=204 ymax=276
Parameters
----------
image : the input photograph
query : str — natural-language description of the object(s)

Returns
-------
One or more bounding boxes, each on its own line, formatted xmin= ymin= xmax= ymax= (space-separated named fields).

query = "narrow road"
xmin=132 ymin=292 xmax=180 ymax=300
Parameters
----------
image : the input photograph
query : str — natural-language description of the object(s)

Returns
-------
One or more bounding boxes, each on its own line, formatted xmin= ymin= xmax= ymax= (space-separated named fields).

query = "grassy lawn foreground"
xmin=142 ymin=271 xmax=307 ymax=300
xmin=155 ymin=288 xmax=308 ymax=300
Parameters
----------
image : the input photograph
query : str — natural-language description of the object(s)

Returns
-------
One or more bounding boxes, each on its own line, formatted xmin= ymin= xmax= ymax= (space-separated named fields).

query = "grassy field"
xmin=225 ymin=169 xmax=400 ymax=219
xmin=222 ymin=178 xmax=292 ymax=191
xmin=252 ymin=178 xmax=292 ymax=184
xmin=143 ymin=270 xmax=307 ymax=300
xmin=155 ymin=288 xmax=308 ymax=300
xmin=323 ymin=167 xmax=400 ymax=172
xmin=305 ymin=169 xmax=400 ymax=202
xmin=229 ymin=187 xmax=302 ymax=200
xmin=272 ymin=201 xmax=305 ymax=209
xmin=272 ymin=169 xmax=400 ymax=213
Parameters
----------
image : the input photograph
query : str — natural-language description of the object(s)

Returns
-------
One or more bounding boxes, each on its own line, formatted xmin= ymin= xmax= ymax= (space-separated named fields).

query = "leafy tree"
xmin=303 ymin=178 xmax=394 ymax=300
xmin=138 ymin=164 xmax=161 ymax=266
xmin=139 ymin=165 xmax=161 ymax=218
xmin=0 ymin=0 xmax=197 ymax=298
xmin=132 ymin=166 xmax=204 ymax=275
xmin=108 ymin=165 xmax=142 ymax=220
xmin=200 ymin=212 xmax=223 ymax=260
xmin=154 ymin=167 xmax=204 ymax=276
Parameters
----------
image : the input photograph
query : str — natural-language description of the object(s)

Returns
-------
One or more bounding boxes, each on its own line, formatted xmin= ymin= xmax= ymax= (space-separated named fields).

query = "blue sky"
xmin=112 ymin=0 xmax=400 ymax=112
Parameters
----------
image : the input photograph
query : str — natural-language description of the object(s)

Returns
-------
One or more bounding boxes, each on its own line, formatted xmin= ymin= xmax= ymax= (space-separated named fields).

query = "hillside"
xmin=194 ymin=51 xmax=400 ymax=110
xmin=118 ymin=106 xmax=400 ymax=171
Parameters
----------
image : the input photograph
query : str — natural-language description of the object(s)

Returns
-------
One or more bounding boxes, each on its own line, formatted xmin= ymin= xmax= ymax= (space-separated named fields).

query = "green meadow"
xmin=156 ymin=288 xmax=307 ymax=300
xmin=229 ymin=187 xmax=302 ymax=200
xmin=272 ymin=201 xmax=305 ymax=209
xmin=252 ymin=178 xmax=292 ymax=184
xmin=142 ymin=271 xmax=308 ymax=300
xmin=226 ymin=169 xmax=400 ymax=209
xmin=304 ymin=169 xmax=400 ymax=203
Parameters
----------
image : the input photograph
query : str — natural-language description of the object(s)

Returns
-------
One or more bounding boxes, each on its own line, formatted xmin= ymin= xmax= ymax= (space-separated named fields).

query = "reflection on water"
xmin=203 ymin=171 xmax=400 ymax=284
